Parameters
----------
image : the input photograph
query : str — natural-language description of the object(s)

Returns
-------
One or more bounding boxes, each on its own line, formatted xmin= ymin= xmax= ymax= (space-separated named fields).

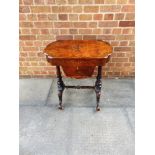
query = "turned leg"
xmin=95 ymin=66 xmax=102 ymax=111
xmin=56 ymin=66 xmax=65 ymax=110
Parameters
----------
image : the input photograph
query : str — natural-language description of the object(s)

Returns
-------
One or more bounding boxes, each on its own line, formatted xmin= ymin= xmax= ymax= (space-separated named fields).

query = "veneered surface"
xmin=61 ymin=66 xmax=96 ymax=79
xmin=44 ymin=40 xmax=112 ymax=78
xmin=44 ymin=40 xmax=112 ymax=59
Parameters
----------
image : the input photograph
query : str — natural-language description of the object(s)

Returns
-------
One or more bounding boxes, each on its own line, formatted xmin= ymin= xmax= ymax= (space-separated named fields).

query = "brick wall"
xmin=19 ymin=0 xmax=135 ymax=78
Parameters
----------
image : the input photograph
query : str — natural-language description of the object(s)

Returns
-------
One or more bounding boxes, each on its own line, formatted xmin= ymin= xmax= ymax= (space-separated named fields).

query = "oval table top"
xmin=44 ymin=40 xmax=112 ymax=59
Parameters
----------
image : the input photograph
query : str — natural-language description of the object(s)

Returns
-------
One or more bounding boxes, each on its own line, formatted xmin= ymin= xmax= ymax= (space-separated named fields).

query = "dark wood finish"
xmin=56 ymin=66 xmax=65 ymax=110
xmin=65 ymin=86 xmax=94 ymax=89
xmin=95 ymin=66 xmax=102 ymax=111
xmin=43 ymin=40 xmax=112 ymax=111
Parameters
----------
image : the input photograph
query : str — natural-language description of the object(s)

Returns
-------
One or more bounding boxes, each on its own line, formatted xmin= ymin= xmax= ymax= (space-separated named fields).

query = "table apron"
xmin=47 ymin=56 xmax=110 ymax=67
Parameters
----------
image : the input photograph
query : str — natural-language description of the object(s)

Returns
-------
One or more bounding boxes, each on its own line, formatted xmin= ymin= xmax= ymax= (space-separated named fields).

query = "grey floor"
xmin=19 ymin=78 xmax=135 ymax=155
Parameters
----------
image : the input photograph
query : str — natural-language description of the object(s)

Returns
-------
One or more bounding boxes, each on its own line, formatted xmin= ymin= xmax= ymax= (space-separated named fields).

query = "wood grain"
xmin=43 ymin=40 xmax=112 ymax=78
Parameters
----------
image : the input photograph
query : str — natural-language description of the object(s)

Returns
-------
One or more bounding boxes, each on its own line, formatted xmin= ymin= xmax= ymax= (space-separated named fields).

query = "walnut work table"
xmin=44 ymin=40 xmax=112 ymax=111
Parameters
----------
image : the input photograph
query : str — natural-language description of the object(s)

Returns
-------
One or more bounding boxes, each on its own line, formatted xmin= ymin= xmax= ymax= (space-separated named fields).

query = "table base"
xmin=56 ymin=66 xmax=102 ymax=111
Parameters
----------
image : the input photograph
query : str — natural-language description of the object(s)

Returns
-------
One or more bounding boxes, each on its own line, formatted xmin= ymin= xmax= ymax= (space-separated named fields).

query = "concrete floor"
xmin=19 ymin=78 xmax=135 ymax=155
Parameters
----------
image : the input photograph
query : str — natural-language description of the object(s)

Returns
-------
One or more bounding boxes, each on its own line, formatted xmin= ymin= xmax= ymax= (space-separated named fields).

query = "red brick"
xmin=83 ymin=35 xmax=96 ymax=40
xmin=68 ymin=0 xmax=77 ymax=4
xmin=73 ymin=6 xmax=82 ymax=13
xmin=61 ymin=6 xmax=72 ymax=13
xmin=59 ymin=14 xmax=68 ymax=20
xmin=20 ymin=52 xmax=28 ymax=57
xmin=19 ymin=0 xmax=23 ymax=4
xmin=55 ymin=0 xmax=67 ymax=4
xmin=19 ymin=41 xmax=25 ymax=46
xmin=25 ymin=41 xmax=34 ymax=46
xmin=102 ymin=29 xmax=111 ymax=34
xmin=112 ymin=57 xmax=128 ymax=62
xmin=117 ymin=0 xmax=127 ymax=4
xmin=129 ymin=0 xmax=135 ymax=4
xmin=20 ymin=35 xmax=36 ymax=40
xmin=60 ymin=29 xmax=69 ymax=34
xmin=79 ymin=29 xmax=92 ymax=34
xmin=97 ymin=35 xmax=115 ymax=40
xmin=19 ymin=6 xmax=30 ymax=13
xmin=114 ymin=47 xmax=133 ymax=51
xmin=108 ymin=62 xmax=115 ymax=67
xmin=116 ymin=35 xmax=134 ymax=40
xmin=19 ymin=14 xmax=26 ymax=20
xmin=129 ymin=57 xmax=135 ymax=62
xmin=28 ymin=52 xmax=37 ymax=57
xmin=49 ymin=29 xmax=59 ymax=35
xmin=21 ymin=29 xmax=31 ymax=34
xmin=73 ymin=22 xmax=87 ymax=28
xmin=39 ymin=61 xmax=47 ymax=66
xmin=37 ymin=35 xmax=54 ymax=40
xmin=122 ymin=28 xmax=133 ymax=34
xmin=79 ymin=0 xmax=93 ymax=3
xmin=111 ymin=41 xmax=119 ymax=46
xmin=116 ymin=53 xmax=126 ymax=57
xmin=37 ymin=52 xmax=45 ymax=57
xmin=19 ymin=0 xmax=135 ymax=78
xmin=31 ymin=6 xmax=51 ymax=13
xmin=114 ymin=13 xmax=124 ymax=20
xmin=20 ymin=22 xmax=33 ymax=28
xmin=121 ymin=5 xmax=135 ymax=12
xmin=34 ymin=41 xmax=42 ymax=46
xmin=79 ymin=14 xmax=92 ymax=20
xmin=104 ymin=14 xmax=114 ymax=20
xmin=93 ymin=14 xmax=103 ymax=20
xmin=34 ymin=22 xmax=53 ymax=28
xmin=56 ymin=35 xmax=73 ymax=40
xmin=69 ymin=29 xmax=78 ymax=34
xmin=104 ymin=0 xmax=116 ymax=4
xmin=22 ymin=47 xmax=38 ymax=51
xmin=38 ymin=14 xmax=48 ymax=20
xmin=54 ymin=22 xmax=72 ymax=28
xmin=40 ymin=29 xmax=49 ymax=34
xmin=69 ymin=14 xmax=78 ymax=21
xmin=31 ymin=29 xmax=40 ymax=34
xmin=119 ymin=41 xmax=128 ymax=46
xmin=115 ymin=63 xmax=123 ymax=67
xmin=74 ymin=35 xmax=83 ymax=40
xmin=27 ymin=14 xmax=37 ymax=21
xmin=95 ymin=0 xmax=105 ymax=4
xmin=48 ymin=14 xmax=57 ymax=20
xmin=119 ymin=21 xmax=135 ymax=27
xmin=51 ymin=6 xmax=59 ymax=13
xmin=99 ymin=21 xmax=118 ymax=27
xmin=34 ymin=0 xmax=44 ymax=4
xmin=52 ymin=6 xmax=72 ymax=13
xmin=100 ymin=5 xmax=121 ymax=12
xmin=113 ymin=72 xmax=121 ymax=76
xmin=124 ymin=63 xmax=131 ymax=67
xmin=22 ymin=62 xmax=31 ymax=66
xmin=89 ymin=22 xmax=97 ymax=28
xmin=112 ymin=28 xmax=121 ymax=34
xmin=92 ymin=29 xmax=102 ymax=34
xmin=84 ymin=6 xmax=99 ymax=13
xmin=125 ymin=13 xmax=135 ymax=20
xmin=129 ymin=41 xmax=135 ymax=46
xmin=47 ymin=0 xmax=55 ymax=4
